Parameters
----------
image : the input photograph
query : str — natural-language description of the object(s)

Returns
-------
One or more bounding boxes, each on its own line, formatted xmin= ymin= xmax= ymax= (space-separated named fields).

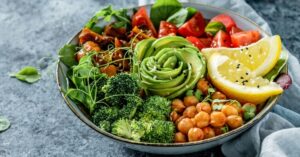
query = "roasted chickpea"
xmin=175 ymin=132 xmax=187 ymax=143
xmin=210 ymin=111 xmax=226 ymax=127
xmin=194 ymin=111 xmax=210 ymax=128
xmin=213 ymin=127 xmax=223 ymax=136
xmin=226 ymin=101 xmax=243 ymax=115
xmin=188 ymin=128 xmax=204 ymax=142
xmin=196 ymin=102 xmax=212 ymax=114
xmin=100 ymin=65 xmax=117 ymax=77
xmin=190 ymin=118 xmax=196 ymax=126
xmin=177 ymin=118 xmax=194 ymax=134
xmin=172 ymin=99 xmax=186 ymax=113
xmin=183 ymin=106 xmax=197 ymax=118
xmin=211 ymin=91 xmax=227 ymax=100
xmin=227 ymin=115 xmax=243 ymax=129
xmin=175 ymin=116 xmax=186 ymax=126
xmin=184 ymin=96 xmax=199 ymax=107
xmin=221 ymin=105 xmax=239 ymax=117
xmin=170 ymin=111 xmax=180 ymax=122
xmin=202 ymin=127 xmax=215 ymax=139
xmin=197 ymin=78 xmax=210 ymax=95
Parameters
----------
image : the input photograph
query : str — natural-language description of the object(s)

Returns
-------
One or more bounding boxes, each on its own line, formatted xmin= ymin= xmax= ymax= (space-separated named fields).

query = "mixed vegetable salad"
xmin=59 ymin=0 xmax=291 ymax=143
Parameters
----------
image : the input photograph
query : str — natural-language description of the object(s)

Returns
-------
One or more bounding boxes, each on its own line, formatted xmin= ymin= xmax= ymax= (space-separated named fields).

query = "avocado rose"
xmin=133 ymin=36 xmax=206 ymax=99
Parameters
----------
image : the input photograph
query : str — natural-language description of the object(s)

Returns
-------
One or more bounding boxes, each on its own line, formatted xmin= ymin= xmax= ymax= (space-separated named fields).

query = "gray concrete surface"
xmin=0 ymin=0 xmax=299 ymax=157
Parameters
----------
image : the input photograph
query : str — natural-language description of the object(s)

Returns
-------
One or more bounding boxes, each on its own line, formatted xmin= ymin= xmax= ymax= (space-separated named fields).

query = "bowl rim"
xmin=56 ymin=2 xmax=283 ymax=147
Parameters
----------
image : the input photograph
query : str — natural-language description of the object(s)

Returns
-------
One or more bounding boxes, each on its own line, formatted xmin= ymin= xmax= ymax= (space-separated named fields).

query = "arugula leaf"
xmin=265 ymin=50 xmax=288 ymax=81
xmin=220 ymin=125 xmax=229 ymax=133
xmin=150 ymin=0 xmax=182 ymax=28
xmin=242 ymin=103 xmax=256 ymax=121
xmin=167 ymin=7 xmax=197 ymax=27
xmin=205 ymin=22 xmax=226 ymax=36
xmin=58 ymin=44 xmax=78 ymax=67
xmin=85 ymin=5 xmax=130 ymax=29
xmin=0 ymin=116 xmax=10 ymax=132
xmin=10 ymin=66 xmax=41 ymax=83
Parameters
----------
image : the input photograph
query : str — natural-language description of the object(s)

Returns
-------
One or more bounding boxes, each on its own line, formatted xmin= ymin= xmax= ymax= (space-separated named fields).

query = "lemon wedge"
xmin=207 ymin=53 xmax=283 ymax=104
xmin=202 ymin=35 xmax=282 ymax=76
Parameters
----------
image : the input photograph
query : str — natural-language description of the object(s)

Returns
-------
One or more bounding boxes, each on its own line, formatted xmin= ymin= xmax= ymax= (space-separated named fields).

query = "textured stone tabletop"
xmin=0 ymin=0 xmax=299 ymax=157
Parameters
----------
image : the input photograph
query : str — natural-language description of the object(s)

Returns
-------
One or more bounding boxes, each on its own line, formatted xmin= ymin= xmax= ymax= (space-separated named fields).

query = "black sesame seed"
xmin=246 ymin=47 xmax=249 ymax=50
xmin=240 ymin=76 xmax=244 ymax=79
xmin=257 ymin=85 xmax=260 ymax=88
xmin=246 ymin=72 xmax=249 ymax=75
xmin=235 ymin=80 xmax=238 ymax=82
xmin=249 ymin=54 xmax=252 ymax=57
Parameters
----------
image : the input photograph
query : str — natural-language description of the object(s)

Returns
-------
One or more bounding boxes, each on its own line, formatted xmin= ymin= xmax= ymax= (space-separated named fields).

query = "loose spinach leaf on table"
xmin=58 ymin=44 xmax=78 ymax=67
xmin=150 ymin=0 xmax=182 ymax=28
xmin=85 ymin=5 xmax=131 ymax=29
xmin=0 ymin=116 xmax=10 ymax=132
xmin=167 ymin=7 xmax=197 ymax=27
xmin=10 ymin=66 xmax=41 ymax=83
xmin=265 ymin=50 xmax=288 ymax=81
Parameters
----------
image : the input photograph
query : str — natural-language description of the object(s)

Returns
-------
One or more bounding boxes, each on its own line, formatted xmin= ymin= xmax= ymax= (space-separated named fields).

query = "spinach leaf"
xmin=58 ymin=44 xmax=78 ymax=67
xmin=205 ymin=22 xmax=226 ymax=36
xmin=85 ymin=5 xmax=130 ymax=29
xmin=150 ymin=0 xmax=182 ymax=28
xmin=265 ymin=50 xmax=288 ymax=81
xmin=10 ymin=66 xmax=41 ymax=83
xmin=0 ymin=116 xmax=10 ymax=132
xmin=167 ymin=7 xmax=197 ymax=27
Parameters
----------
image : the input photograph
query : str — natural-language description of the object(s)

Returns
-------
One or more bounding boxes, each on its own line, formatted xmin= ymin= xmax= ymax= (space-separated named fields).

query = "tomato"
xmin=132 ymin=7 xmax=157 ymax=37
xmin=211 ymin=30 xmax=231 ymax=48
xmin=231 ymin=30 xmax=260 ymax=47
xmin=186 ymin=36 xmax=206 ymax=50
xmin=211 ymin=14 xmax=237 ymax=32
xmin=199 ymin=38 xmax=212 ymax=48
xmin=178 ymin=12 xmax=206 ymax=37
xmin=229 ymin=26 xmax=242 ymax=35
xmin=158 ymin=21 xmax=177 ymax=38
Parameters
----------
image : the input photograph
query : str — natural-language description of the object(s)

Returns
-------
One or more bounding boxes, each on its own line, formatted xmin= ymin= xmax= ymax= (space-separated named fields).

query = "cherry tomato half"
xmin=158 ymin=21 xmax=177 ymax=38
xmin=211 ymin=14 xmax=237 ymax=32
xmin=211 ymin=30 xmax=231 ymax=48
xmin=186 ymin=36 xmax=206 ymax=50
xmin=178 ymin=12 xmax=206 ymax=37
xmin=231 ymin=30 xmax=260 ymax=47
xmin=132 ymin=7 xmax=157 ymax=37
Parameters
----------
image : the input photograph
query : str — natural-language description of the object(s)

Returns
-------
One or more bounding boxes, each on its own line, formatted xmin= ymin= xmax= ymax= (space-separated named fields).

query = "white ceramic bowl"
xmin=57 ymin=2 xmax=286 ymax=155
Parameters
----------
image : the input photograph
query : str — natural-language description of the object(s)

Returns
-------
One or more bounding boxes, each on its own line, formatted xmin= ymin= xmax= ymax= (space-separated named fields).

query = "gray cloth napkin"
xmin=138 ymin=0 xmax=300 ymax=156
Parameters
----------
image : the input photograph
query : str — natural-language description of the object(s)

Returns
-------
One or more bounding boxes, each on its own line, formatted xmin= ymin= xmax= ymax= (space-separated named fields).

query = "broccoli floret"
xmin=119 ymin=95 xmax=143 ymax=119
xmin=98 ymin=120 xmax=111 ymax=132
xmin=92 ymin=106 xmax=119 ymax=126
xmin=138 ymin=96 xmax=171 ymax=121
xmin=102 ymin=73 xmax=140 ymax=106
xmin=142 ymin=120 xmax=175 ymax=143
xmin=111 ymin=119 xmax=144 ymax=141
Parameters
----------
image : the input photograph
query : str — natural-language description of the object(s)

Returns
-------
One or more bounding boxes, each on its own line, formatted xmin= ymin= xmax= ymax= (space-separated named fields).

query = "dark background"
xmin=0 ymin=0 xmax=299 ymax=156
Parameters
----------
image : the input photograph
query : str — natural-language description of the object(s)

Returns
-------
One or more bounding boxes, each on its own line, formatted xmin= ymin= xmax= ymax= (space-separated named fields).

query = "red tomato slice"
xmin=211 ymin=30 xmax=231 ymax=48
xmin=231 ymin=30 xmax=260 ymax=47
xmin=158 ymin=21 xmax=177 ymax=38
xmin=132 ymin=7 xmax=157 ymax=37
xmin=178 ymin=12 xmax=206 ymax=37
xmin=186 ymin=36 xmax=206 ymax=50
xmin=229 ymin=26 xmax=242 ymax=35
xmin=211 ymin=14 xmax=237 ymax=32
xmin=198 ymin=38 xmax=212 ymax=48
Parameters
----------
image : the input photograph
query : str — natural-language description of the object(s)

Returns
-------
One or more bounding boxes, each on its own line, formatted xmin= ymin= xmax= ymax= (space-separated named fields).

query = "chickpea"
xmin=197 ymin=78 xmax=210 ymax=95
xmin=226 ymin=101 xmax=243 ymax=115
xmin=183 ymin=96 xmax=199 ymax=107
xmin=83 ymin=41 xmax=101 ymax=52
xmin=175 ymin=132 xmax=187 ymax=143
xmin=188 ymin=128 xmax=204 ymax=142
xmin=194 ymin=111 xmax=210 ymax=128
xmin=210 ymin=111 xmax=226 ymax=127
xmin=170 ymin=111 xmax=180 ymax=122
xmin=227 ymin=115 xmax=243 ymax=129
xmin=183 ymin=106 xmax=197 ymax=118
xmin=211 ymin=91 xmax=227 ymax=100
xmin=175 ymin=116 xmax=186 ymax=126
xmin=172 ymin=99 xmax=186 ymax=113
xmin=190 ymin=118 xmax=196 ymax=126
xmin=177 ymin=118 xmax=194 ymax=134
xmin=221 ymin=105 xmax=239 ymax=117
xmin=196 ymin=102 xmax=212 ymax=114
xmin=100 ymin=65 xmax=117 ymax=77
xmin=202 ymin=127 xmax=215 ymax=139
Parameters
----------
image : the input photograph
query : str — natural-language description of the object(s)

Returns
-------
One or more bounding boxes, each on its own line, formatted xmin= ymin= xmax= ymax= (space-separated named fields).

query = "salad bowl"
xmin=56 ymin=2 xmax=287 ymax=155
